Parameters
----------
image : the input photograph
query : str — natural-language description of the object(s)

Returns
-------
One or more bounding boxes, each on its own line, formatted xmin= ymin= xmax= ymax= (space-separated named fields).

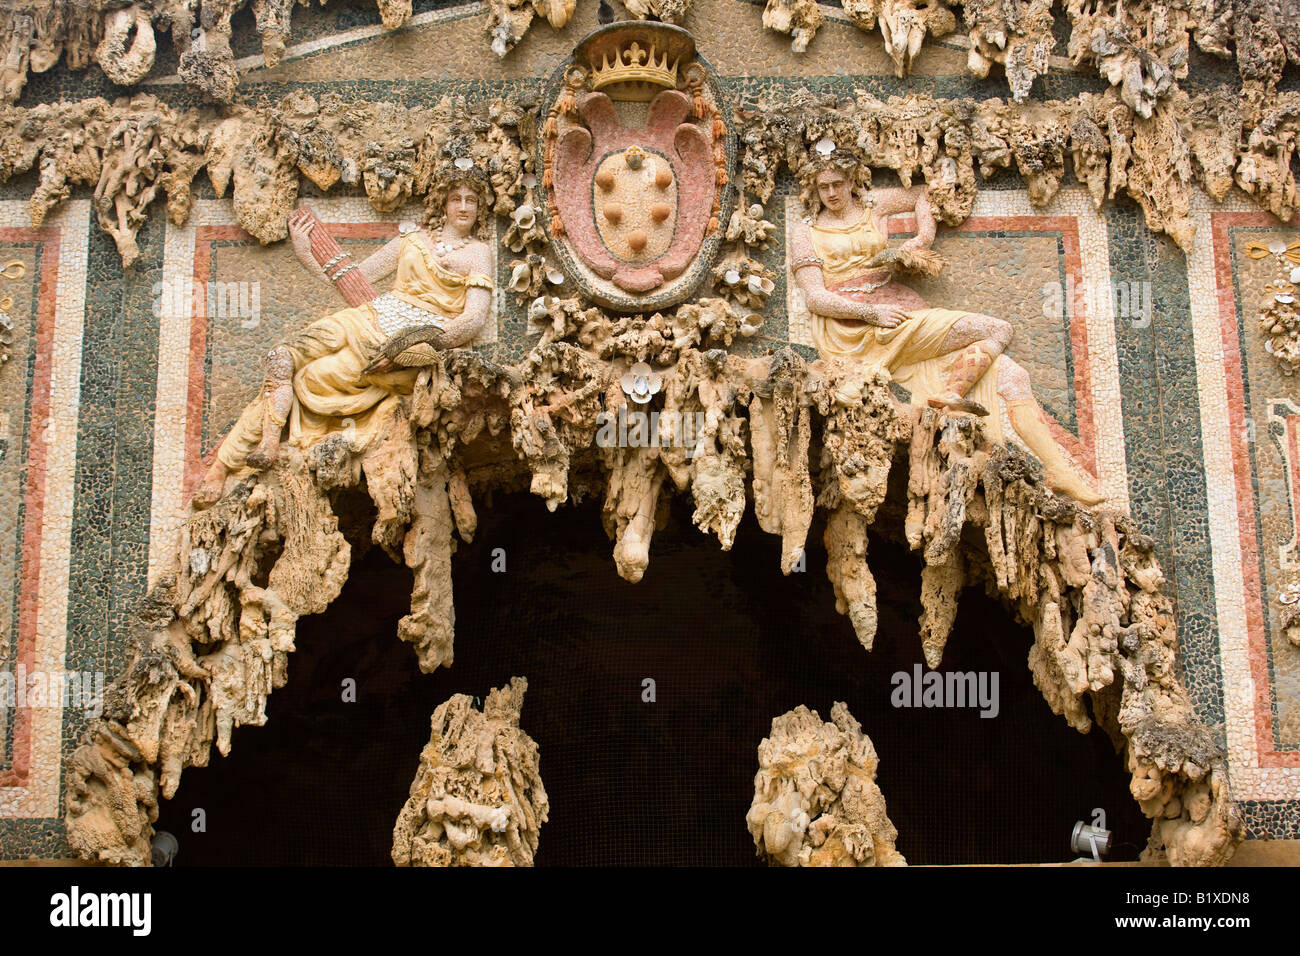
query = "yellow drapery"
xmin=806 ymin=212 xmax=1006 ymax=442
xmin=217 ymin=233 xmax=490 ymax=468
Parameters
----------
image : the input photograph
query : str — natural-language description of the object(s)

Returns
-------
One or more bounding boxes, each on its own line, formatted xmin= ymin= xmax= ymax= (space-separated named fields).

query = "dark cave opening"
xmin=156 ymin=489 xmax=1150 ymax=866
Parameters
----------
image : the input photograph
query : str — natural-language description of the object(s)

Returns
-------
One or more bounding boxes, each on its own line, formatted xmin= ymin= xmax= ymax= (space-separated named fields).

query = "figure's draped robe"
xmin=217 ymin=233 xmax=491 ymax=468
xmin=807 ymin=213 xmax=1007 ymax=442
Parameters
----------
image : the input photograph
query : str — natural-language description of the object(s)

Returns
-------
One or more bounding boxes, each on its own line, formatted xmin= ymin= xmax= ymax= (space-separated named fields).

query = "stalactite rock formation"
xmin=0 ymin=0 xmax=1290 ymax=109
xmin=64 ymin=312 xmax=1243 ymax=865
xmin=842 ymin=0 xmax=958 ymax=78
xmin=391 ymin=677 xmax=548 ymax=867
xmin=0 ymin=83 xmax=1293 ymax=267
xmin=762 ymin=0 xmax=825 ymax=52
xmin=748 ymin=702 xmax=906 ymax=866
xmin=961 ymin=0 xmax=1056 ymax=102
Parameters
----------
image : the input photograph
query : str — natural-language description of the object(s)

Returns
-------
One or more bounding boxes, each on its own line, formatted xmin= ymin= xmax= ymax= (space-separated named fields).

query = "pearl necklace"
xmin=435 ymin=234 xmax=471 ymax=257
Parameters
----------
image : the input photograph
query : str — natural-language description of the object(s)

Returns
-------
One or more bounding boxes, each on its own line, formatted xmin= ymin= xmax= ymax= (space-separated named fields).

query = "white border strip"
xmin=148 ymin=198 xmax=496 ymax=580
xmin=0 ymin=200 xmax=90 ymax=819
xmin=1188 ymin=191 xmax=1300 ymax=800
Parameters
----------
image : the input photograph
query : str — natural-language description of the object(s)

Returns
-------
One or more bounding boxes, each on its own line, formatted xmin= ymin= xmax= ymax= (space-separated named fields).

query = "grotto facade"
xmin=0 ymin=0 xmax=1297 ymax=867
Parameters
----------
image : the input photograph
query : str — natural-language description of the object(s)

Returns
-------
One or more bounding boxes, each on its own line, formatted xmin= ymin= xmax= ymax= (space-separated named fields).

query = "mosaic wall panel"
xmin=0 ymin=201 xmax=90 ymax=825
xmin=1185 ymin=197 xmax=1300 ymax=832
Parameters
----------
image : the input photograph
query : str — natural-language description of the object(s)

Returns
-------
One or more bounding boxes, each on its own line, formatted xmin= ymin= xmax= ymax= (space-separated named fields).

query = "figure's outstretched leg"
xmin=192 ymin=460 xmax=230 ymax=510
xmin=193 ymin=345 xmax=295 ymax=510
xmin=246 ymin=346 xmax=294 ymax=469
xmin=996 ymin=357 xmax=1105 ymax=506
xmin=927 ymin=314 xmax=1013 ymax=417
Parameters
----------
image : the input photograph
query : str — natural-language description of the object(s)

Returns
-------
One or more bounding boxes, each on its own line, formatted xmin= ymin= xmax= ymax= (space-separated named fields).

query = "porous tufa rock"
xmin=748 ymin=702 xmax=906 ymax=866
xmin=622 ymin=0 xmax=692 ymax=23
xmin=65 ymin=312 xmax=1242 ymax=866
xmin=392 ymin=677 xmax=548 ymax=867
xmin=842 ymin=0 xmax=957 ymax=78
xmin=0 ymin=84 xmax=1293 ymax=265
xmin=762 ymin=0 xmax=824 ymax=52
xmin=962 ymin=0 xmax=1056 ymax=102
xmin=487 ymin=0 xmax=576 ymax=58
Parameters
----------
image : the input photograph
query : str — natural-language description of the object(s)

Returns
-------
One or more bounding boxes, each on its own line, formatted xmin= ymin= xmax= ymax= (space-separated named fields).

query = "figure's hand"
xmin=289 ymin=207 xmax=319 ymax=268
xmin=864 ymin=304 xmax=909 ymax=328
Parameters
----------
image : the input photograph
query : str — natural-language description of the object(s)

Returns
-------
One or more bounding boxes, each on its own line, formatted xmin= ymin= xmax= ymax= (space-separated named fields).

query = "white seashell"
xmin=522 ymin=173 xmax=537 ymax=188
xmin=724 ymin=269 xmax=742 ymax=285
xmin=546 ymin=268 xmax=565 ymax=285
xmin=509 ymin=261 xmax=531 ymax=291
xmin=513 ymin=203 xmax=536 ymax=229
xmin=814 ymin=138 xmax=836 ymax=156
xmin=1269 ymin=241 xmax=1287 ymax=254
xmin=1278 ymin=294 xmax=1296 ymax=304
xmin=528 ymin=296 xmax=549 ymax=320
xmin=454 ymin=156 xmax=474 ymax=170
xmin=1291 ymin=266 xmax=1300 ymax=284
xmin=620 ymin=362 xmax=662 ymax=403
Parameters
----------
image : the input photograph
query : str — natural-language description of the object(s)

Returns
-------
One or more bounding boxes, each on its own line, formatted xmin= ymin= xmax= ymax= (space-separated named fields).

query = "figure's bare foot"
xmin=927 ymin=392 xmax=990 ymax=417
xmin=1045 ymin=469 xmax=1107 ymax=507
xmin=246 ymin=437 xmax=279 ymax=470
xmin=192 ymin=461 xmax=230 ymax=510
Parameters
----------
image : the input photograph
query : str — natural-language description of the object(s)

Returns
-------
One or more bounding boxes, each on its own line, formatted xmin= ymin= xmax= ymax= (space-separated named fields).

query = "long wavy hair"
xmin=424 ymin=163 xmax=494 ymax=238
xmin=798 ymin=152 xmax=873 ymax=220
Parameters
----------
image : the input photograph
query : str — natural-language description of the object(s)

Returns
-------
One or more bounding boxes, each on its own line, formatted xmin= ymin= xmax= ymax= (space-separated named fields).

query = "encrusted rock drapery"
xmin=65 ymin=300 xmax=1242 ymax=864
xmin=748 ymin=702 xmax=906 ymax=866
xmin=756 ymin=0 xmax=1299 ymax=107
xmin=391 ymin=677 xmax=549 ymax=866
xmin=0 ymin=0 xmax=1292 ymax=109
xmin=1 ymin=81 xmax=1294 ymax=274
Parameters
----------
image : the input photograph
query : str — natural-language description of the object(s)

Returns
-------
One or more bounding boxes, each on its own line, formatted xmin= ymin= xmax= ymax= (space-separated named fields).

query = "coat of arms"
xmin=541 ymin=23 xmax=732 ymax=311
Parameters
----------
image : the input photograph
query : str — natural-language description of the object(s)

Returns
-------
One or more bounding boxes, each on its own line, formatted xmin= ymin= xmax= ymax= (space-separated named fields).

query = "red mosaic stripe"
xmin=183 ymin=222 xmax=400 ymax=499
xmin=0 ymin=228 xmax=62 ymax=788
xmin=1211 ymin=209 xmax=1300 ymax=767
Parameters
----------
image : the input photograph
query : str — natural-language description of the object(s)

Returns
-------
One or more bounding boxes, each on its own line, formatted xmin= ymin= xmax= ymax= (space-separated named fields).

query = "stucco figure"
xmin=193 ymin=166 xmax=494 ymax=508
xmin=790 ymin=152 xmax=1105 ymax=506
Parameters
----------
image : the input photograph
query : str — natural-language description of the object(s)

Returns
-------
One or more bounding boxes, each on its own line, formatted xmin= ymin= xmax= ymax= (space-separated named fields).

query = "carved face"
xmin=445 ymin=184 xmax=480 ymax=235
xmin=815 ymin=170 xmax=852 ymax=214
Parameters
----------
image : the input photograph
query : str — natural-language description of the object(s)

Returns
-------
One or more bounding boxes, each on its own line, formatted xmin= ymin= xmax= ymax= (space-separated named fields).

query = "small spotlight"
xmin=1070 ymin=821 xmax=1111 ymax=862
xmin=151 ymin=831 xmax=179 ymax=867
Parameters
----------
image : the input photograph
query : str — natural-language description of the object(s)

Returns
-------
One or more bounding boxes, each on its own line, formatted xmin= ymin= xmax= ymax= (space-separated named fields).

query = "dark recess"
xmin=157 ymin=489 xmax=1148 ymax=866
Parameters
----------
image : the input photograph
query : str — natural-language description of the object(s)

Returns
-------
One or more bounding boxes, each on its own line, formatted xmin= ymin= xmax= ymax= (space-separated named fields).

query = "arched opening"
xmin=155 ymin=489 xmax=1148 ymax=865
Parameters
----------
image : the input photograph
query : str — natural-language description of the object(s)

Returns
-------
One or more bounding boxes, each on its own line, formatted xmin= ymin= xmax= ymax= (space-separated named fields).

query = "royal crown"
xmin=577 ymin=25 xmax=696 ymax=103
xmin=590 ymin=40 xmax=679 ymax=100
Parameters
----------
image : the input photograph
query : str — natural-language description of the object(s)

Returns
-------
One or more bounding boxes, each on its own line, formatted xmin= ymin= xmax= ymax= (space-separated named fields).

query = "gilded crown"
xmin=591 ymin=41 xmax=678 ymax=100
xmin=576 ymin=24 xmax=697 ymax=103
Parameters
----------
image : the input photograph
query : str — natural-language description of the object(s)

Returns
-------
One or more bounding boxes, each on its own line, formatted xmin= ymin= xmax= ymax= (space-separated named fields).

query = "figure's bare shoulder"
xmin=789 ymin=216 xmax=816 ymax=252
xmin=462 ymin=239 xmax=494 ymax=275
xmin=869 ymin=186 xmax=922 ymax=217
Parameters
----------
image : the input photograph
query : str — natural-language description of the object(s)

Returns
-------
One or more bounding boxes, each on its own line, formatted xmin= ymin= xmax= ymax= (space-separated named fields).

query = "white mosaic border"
xmin=0 ymin=200 xmax=90 ymax=819
xmin=1187 ymin=191 xmax=1300 ymax=801
xmin=784 ymin=187 xmax=1129 ymax=508
xmin=148 ymin=198 xmax=498 ymax=581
